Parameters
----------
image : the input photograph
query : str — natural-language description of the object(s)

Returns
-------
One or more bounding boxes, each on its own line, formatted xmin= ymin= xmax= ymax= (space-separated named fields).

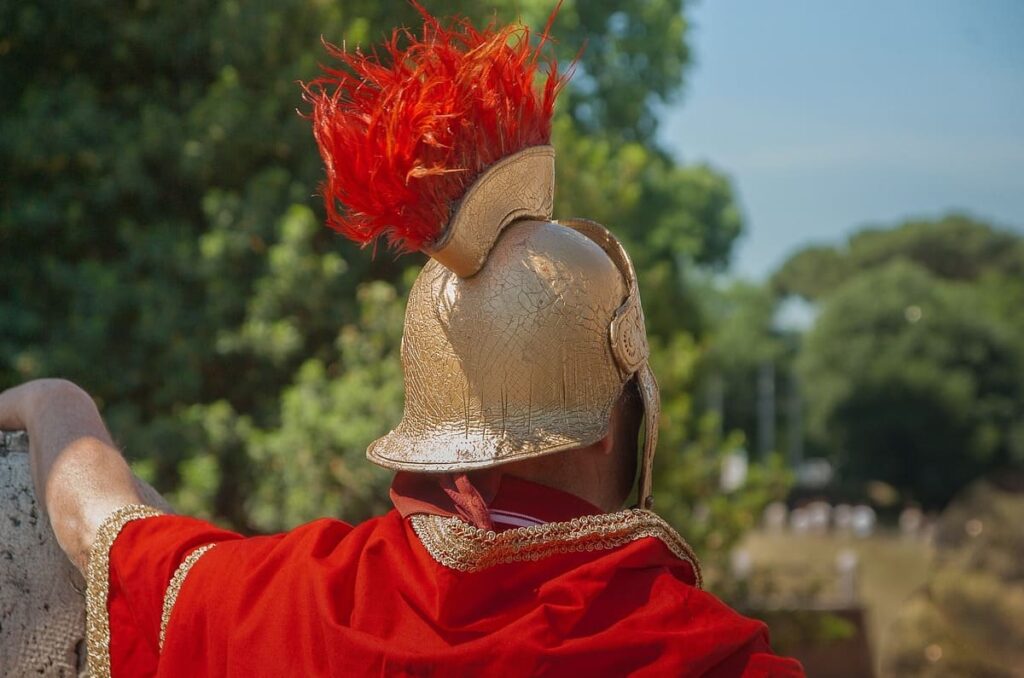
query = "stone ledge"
xmin=0 ymin=429 xmax=29 ymax=455
xmin=0 ymin=429 xmax=87 ymax=676
xmin=0 ymin=430 xmax=169 ymax=676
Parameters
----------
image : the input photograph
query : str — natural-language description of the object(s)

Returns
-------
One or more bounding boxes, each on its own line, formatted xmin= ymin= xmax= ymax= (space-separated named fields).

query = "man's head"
xmin=367 ymin=217 xmax=629 ymax=468
xmin=365 ymin=208 xmax=660 ymax=509
xmin=304 ymin=7 xmax=662 ymax=509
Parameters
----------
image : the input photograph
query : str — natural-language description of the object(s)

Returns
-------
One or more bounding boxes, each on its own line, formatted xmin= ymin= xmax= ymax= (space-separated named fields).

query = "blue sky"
xmin=660 ymin=0 xmax=1024 ymax=280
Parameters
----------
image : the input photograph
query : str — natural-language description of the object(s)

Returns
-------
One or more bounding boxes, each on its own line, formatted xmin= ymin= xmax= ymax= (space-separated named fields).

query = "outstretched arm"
xmin=0 ymin=379 xmax=143 ymax=573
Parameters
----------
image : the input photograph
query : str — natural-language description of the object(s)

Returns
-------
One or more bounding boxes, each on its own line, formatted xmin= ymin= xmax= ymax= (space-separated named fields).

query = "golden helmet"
xmin=304 ymin=10 xmax=661 ymax=507
xmin=367 ymin=147 xmax=660 ymax=507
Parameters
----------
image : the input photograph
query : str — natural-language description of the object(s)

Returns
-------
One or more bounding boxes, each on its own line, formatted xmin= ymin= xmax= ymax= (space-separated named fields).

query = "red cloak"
xmin=95 ymin=477 xmax=803 ymax=677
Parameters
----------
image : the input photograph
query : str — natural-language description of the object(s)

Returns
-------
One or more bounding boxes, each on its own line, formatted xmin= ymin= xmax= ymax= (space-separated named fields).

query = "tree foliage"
xmin=650 ymin=331 xmax=791 ymax=588
xmin=797 ymin=259 xmax=1024 ymax=507
xmin=773 ymin=214 xmax=1024 ymax=301
xmin=698 ymin=281 xmax=793 ymax=448
xmin=770 ymin=214 xmax=1024 ymax=507
xmin=1 ymin=0 xmax=782 ymax=572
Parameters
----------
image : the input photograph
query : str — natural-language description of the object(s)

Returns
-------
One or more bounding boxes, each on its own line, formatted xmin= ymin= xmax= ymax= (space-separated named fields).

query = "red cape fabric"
xmin=106 ymin=480 xmax=804 ymax=677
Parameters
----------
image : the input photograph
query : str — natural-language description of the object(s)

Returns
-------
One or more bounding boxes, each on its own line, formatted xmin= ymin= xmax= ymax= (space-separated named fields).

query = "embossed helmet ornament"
xmin=303 ymin=3 xmax=660 ymax=509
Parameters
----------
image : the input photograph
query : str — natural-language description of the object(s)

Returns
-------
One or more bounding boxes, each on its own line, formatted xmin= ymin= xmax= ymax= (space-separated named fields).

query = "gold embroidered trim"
xmin=160 ymin=543 xmax=217 ymax=649
xmin=410 ymin=509 xmax=703 ymax=586
xmin=85 ymin=504 xmax=164 ymax=678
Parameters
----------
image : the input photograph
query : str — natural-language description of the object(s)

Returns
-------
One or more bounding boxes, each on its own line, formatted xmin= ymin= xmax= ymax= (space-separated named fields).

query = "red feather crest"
xmin=303 ymin=3 xmax=568 ymax=252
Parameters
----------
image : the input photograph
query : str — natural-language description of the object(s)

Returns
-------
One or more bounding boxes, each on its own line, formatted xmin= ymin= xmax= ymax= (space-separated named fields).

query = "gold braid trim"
xmin=85 ymin=504 xmax=164 ymax=678
xmin=160 ymin=543 xmax=217 ymax=649
xmin=410 ymin=509 xmax=703 ymax=586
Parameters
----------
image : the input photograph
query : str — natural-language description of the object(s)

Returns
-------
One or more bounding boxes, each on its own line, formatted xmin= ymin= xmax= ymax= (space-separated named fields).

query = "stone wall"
xmin=0 ymin=431 xmax=169 ymax=676
xmin=0 ymin=430 xmax=86 ymax=676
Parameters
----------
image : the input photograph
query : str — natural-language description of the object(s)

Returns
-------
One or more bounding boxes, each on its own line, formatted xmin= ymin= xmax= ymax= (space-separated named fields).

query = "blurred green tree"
xmin=649 ymin=330 xmax=791 ymax=589
xmin=797 ymin=259 xmax=1024 ymax=507
xmin=698 ymin=281 xmax=794 ymax=454
xmin=772 ymin=213 xmax=1024 ymax=301
xmin=1 ymin=0 xmax=781 ymax=566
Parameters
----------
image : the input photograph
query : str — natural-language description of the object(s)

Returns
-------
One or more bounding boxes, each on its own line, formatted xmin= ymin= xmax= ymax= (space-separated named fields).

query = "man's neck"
xmin=503 ymin=447 xmax=625 ymax=514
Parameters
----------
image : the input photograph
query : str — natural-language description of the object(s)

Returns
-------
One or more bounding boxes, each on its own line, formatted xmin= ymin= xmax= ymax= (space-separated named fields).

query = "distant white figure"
xmin=720 ymin=450 xmax=748 ymax=493
xmin=836 ymin=549 xmax=860 ymax=605
xmin=833 ymin=503 xmax=853 ymax=532
xmin=762 ymin=501 xmax=788 ymax=533
xmin=790 ymin=506 xmax=811 ymax=534
xmin=899 ymin=506 xmax=924 ymax=538
xmin=730 ymin=548 xmax=753 ymax=581
xmin=805 ymin=501 xmax=831 ymax=534
xmin=851 ymin=505 xmax=876 ymax=538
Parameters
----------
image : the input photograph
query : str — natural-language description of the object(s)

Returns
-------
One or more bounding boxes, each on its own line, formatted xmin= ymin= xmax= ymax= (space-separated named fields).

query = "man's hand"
xmin=0 ymin=379 xmax=144 ymax=572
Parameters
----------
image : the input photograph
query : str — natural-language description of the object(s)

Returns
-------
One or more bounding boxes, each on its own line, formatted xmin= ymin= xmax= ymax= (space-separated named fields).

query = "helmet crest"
xmin=303 ymin=3 xmax=568 ymax=253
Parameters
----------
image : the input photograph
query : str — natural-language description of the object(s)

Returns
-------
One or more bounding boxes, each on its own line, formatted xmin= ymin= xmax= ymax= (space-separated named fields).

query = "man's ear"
xmin=595 ymin=431 xmax=614 ymax=457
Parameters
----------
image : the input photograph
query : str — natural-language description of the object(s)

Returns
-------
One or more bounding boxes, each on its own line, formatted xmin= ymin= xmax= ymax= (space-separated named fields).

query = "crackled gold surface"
xmin=559 ymin=217 xmax=660 ymax=507
xmin=370 ymin=150 xmax=662 ymax=509
xmin=160 ymin=543 xmax=217 ymax=650
xmin=410 ymin=510 xmax=702 ymax=586
xmin=427 ymin=146 xmax=554 ymax=278
xmin=369 ymin=219 xmax=630 ymax=472
xmin=85 ymin=504 xmax=163 ymax=678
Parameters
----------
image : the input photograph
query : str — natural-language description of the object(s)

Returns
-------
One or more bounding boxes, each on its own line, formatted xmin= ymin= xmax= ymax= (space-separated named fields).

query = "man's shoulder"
xmin=231 ymin=509 xmax=400 ymax=551
xmin=225 ymin=509 xmax=414 ymax=565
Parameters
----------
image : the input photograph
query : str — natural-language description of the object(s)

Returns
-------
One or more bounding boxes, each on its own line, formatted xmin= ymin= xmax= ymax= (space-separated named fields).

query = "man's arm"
xmin=0 ymin=379 xmax=144 ymax=573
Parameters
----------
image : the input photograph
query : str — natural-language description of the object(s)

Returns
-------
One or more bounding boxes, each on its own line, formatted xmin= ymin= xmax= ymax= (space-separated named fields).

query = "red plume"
xmin=302 ymin=3 xmax=568 ymax=253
